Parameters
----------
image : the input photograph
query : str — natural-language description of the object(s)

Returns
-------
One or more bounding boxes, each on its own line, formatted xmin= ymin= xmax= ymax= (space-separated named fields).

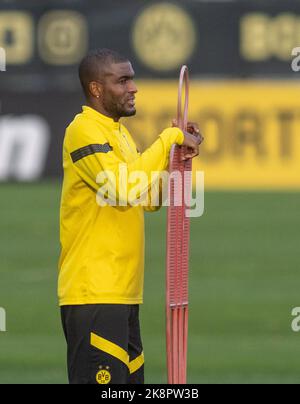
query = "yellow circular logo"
xmin=132 ymin=2 xmax=196 ymax=71
xmin=96 ymin=369 xmax=111 ymax=384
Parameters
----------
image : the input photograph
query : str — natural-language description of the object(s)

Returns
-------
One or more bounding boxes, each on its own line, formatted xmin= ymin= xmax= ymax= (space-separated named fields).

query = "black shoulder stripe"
xmin=70 ymin=143 xmax=113 ymax=163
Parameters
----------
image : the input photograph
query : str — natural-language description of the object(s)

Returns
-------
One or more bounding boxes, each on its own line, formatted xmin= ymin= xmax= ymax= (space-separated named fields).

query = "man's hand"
xmin=172 ymin=119 xmax=204 ymax=161
xmin=181 ymin=131 xmax=202 ymax=161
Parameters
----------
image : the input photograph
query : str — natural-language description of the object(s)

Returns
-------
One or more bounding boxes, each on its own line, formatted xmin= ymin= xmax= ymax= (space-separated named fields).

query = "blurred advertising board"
xmin=0 ymin=0 xmax=299 ymax=91
xmin=0 ymin=81 xmax=299 ymax=190
xmin=0 ymin=0 xmax=299 ymax=188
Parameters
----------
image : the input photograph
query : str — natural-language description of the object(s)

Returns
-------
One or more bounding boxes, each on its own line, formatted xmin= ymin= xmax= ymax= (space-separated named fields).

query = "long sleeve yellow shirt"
xmin=58 ymin=106 xmax=184 ymax=306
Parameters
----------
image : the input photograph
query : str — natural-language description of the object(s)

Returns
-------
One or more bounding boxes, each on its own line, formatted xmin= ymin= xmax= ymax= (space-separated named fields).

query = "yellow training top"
xmin=58 ymin=106 xmax=184 ymax=306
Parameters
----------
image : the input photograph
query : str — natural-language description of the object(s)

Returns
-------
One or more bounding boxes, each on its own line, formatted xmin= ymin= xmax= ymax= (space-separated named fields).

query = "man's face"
xmin=100 ymin=61 xmax=138 ymax=120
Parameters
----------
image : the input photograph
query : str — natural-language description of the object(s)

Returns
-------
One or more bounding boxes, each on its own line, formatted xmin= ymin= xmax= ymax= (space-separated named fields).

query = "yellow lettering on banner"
xmin=270 ymin=14 xmax=299 ymax=60
xmin=123 ymin=81 xmax=300 ymax=190
xmin=0 ymin=11 xmax=33 ymax=64
xmin=240 ymin=14 xmax=270 ymax=61
xmin=38 ymin=11 xmax=88 ymax=65
xmin=241 ymin=12 xmax=300 ymax=62
xmin=132 ymin=3 xmax=196 ymax=71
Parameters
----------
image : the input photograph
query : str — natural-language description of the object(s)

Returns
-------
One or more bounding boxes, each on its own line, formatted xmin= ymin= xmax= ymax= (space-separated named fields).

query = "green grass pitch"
xmin=0 ymin=182 xmax=299 ymax=384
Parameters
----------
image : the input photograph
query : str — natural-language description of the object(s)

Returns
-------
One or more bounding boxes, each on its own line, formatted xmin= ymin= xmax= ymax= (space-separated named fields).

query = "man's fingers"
xmin=195 ymin=135 xmax=201 ymax=145
xmin=173 ymin=121 xmax=201 ymax=138
xmin=181 ymin=145 xmax=199 ymax=161
xmin=190 ymin=134 xmax=202 ymax=145
xmin=187 ymin=122 xmax=200 ymax=135
xmin=187 ymin=126 xmax=199 ymax=134
xmin=194 ymin=134 xmax=204 ymax=144
xmin=181 ymin=153 xmax=198 ymax=161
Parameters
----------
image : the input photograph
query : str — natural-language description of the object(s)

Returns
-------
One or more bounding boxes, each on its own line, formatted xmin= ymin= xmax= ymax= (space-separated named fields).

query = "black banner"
xmin=0 ymin=91 xmax=82 ymax=180
xmin=0 ymin=0 xmax=299 ymax=92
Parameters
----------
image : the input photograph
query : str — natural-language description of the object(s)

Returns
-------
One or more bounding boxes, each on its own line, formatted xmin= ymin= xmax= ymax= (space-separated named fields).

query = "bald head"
xmin=79 ymin=48 xmax=129 ymax=98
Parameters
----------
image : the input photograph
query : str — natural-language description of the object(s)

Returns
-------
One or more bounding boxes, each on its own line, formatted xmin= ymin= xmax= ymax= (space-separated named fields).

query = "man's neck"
xmin=87 ymin=101 xmax=119 ymax=122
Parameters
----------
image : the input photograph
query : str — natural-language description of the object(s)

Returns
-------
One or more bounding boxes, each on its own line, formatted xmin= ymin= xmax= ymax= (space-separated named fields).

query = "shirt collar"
xmin=82 ymin=106 xmax=120 ymax=130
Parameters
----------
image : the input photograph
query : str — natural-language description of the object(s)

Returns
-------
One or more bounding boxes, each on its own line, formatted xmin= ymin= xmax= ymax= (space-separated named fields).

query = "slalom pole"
xmin=166 ymin=65 xmax=191 ymax=384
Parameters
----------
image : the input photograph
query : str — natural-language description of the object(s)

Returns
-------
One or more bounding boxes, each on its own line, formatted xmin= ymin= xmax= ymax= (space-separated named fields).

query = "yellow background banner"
xmin=123 ymin=81 xmax=300 ymax=190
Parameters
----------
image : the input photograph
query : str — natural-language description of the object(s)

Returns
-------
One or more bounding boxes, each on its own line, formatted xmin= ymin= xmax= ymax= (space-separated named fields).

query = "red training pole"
xmin=166 ymin=66 xmax=191 ymax=384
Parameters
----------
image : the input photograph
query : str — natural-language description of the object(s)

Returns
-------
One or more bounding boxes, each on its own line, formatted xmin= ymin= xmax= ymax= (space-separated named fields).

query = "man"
xmin=58 ymin=48 xmax=203 ymax=384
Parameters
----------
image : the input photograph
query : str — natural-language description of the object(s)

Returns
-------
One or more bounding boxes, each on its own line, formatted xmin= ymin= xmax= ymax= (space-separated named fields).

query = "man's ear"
xmin=89 ymin=81 xmax=102 ymax=99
